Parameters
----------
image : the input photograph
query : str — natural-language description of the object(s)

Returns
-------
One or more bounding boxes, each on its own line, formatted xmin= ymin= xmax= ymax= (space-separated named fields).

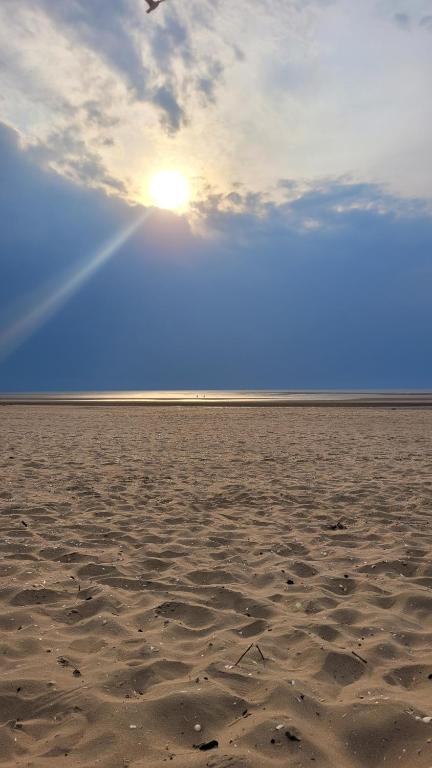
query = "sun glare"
xmin=149 ymin=170 xmax=190 ymax=211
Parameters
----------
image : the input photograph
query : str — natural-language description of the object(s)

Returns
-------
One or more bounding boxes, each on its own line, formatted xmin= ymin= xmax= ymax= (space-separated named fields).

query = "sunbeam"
xmin=0 ymin=210 xmax=148 ymax=363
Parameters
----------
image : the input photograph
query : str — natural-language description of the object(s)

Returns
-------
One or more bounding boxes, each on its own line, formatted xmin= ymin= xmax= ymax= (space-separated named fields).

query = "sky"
xmin=0 ymin=0 xmax=432 ymax=390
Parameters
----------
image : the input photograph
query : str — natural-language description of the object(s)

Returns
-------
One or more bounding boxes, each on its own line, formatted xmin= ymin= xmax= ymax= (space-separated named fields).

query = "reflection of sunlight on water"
xmin=0 ymin=211 xmax=148 ymax=363
xmin=1 ymin=391 xmax=431 ymax=405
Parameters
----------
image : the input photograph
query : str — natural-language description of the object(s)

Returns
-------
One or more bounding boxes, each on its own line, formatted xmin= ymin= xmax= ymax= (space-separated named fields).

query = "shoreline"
xmin=1 ymin=393 xmax=432 ymax=407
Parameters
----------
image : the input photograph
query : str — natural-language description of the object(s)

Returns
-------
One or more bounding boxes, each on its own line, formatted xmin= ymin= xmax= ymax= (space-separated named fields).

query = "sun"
xmin=149 ymin=170 xmax=190 ymax=211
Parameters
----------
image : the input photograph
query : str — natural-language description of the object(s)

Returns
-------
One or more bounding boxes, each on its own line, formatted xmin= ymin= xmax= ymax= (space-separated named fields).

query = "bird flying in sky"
xmin=145 ymin=0 xmax=165 ymax=13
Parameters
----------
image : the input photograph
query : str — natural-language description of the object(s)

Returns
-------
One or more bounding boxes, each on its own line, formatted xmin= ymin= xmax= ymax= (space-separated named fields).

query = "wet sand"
xmin=1 ymin=391 xmax=432 ymax=406
xmin=0 ymin=406 xmax=431 ymax=767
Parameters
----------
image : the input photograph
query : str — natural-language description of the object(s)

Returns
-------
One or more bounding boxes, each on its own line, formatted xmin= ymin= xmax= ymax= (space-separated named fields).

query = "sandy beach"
xmin=0 ymin=405 xmax=431 ymax=768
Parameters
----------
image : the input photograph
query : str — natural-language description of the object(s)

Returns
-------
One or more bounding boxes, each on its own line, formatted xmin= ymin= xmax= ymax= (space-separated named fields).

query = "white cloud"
xmin=0 ymin=0 xmax=431 ymax=204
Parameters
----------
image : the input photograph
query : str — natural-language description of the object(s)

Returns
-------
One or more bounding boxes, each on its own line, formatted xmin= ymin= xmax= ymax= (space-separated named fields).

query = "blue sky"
xmin=0 ymin=0 xmax=431 ymax=390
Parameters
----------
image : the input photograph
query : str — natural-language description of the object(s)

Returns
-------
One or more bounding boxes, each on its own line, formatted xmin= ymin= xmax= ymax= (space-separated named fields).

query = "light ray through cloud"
xmin=0 ymin=210 xmax=148 ymax=363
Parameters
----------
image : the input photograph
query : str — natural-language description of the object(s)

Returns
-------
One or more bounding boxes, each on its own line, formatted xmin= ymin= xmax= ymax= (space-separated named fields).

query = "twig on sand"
xmin=234 ymin=643 xmax=254 ymax=666
xmin=228 ymin=710 xmax=252 ymax=727
xmin=233 ymin=642 xmax=266 ymax=667
xmin=352 ymin=650 xmax=367 ymax=664
xmin=256 ymin=644 xmax=265 ymax=661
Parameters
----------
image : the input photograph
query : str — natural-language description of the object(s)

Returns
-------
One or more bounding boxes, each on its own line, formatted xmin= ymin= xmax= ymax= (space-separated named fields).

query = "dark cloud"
xmin=152 ymin=85 xmax=185 ymax=133
xmin=197 ymin=60 xmax=224 ymax=104
xmin=196 ymin=177 xmax=431 ymax=242
xmin=1 ymin=122 xmax=432 ymax=391
xmin=28 ymin=1 xmax=189 ymax=134
xmin=225 ymin=192 xmax=243 ymax=206
xmin=83 ymin=101 xmax=119 ymax=130
xmin=284 ymin=179 xmax=387 ymax=217
xmin=394 ymin=13 xmax=410 ymax=28
xmin=148 ymin=8 xmax=226 ymax=115
xmin=35 ymin=0 xmax=224 ymax=133
xmin=40 ymin=0 xmax=149 ymax=99
xmin=278 ymin=179 xmax=300 ymax=192
xmin=149 ymin=12 xmax=192 ymax=70
xmin=28 ymin=126 xmax=128 ymax=195
xmin=232 ymin=45 xmax=245 ymax=62
xmin=420 ymin=15 xmax=432 ymax=31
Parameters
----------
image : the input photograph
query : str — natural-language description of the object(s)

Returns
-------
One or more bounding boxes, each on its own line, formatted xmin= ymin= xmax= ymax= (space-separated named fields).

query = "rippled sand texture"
xmin=0 ymin=406 xmax=432 ymax=768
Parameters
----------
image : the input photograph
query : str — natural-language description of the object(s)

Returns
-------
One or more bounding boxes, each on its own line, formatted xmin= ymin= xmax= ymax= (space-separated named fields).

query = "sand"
xmin=0 ymin=405 xmax=431 ymax=768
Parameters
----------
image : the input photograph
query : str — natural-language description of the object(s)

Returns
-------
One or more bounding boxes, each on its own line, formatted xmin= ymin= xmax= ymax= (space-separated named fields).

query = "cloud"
xmin=38 ymin=0 xmax=149 ymax=99
xmin=149 ymin=11 xmax=193 ymax=70
xmin=196 ymin=60 xmax=225 ymax=104
xmin=152 ymin=85 xmax=185 ymax=134
xmin=83 ymin=101 xmax=120 ymax=130
xmin=194 ymin=176 xmax=431 ymax=241
xmin=28 ymin=126 xmax=129 ymax=195
xmin=0 ymin=0 xmax=431 ymax=208
xmin=148 ymin=9 xmax=226 ymax=107
xmin=38 ymin=0 xmax=226 ymax=133
xmin=420 ymin=15 xmax=432 ymax=31
xmin=394 ymin=13 xmax=410 ymax=28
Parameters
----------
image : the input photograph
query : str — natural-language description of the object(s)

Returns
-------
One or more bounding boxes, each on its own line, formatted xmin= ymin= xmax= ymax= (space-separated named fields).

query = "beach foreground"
xmin=0 ymin=406 xmax=431 ymax=768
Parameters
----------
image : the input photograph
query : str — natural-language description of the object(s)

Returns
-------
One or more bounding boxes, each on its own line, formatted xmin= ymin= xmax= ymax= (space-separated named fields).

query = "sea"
xmin=1 ymin=391 xmax=431 ymax=406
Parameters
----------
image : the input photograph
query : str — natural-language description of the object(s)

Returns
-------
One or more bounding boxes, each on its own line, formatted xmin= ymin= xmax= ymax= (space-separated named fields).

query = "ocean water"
xmin=1 ymin=391 xmax=431 ymax=406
